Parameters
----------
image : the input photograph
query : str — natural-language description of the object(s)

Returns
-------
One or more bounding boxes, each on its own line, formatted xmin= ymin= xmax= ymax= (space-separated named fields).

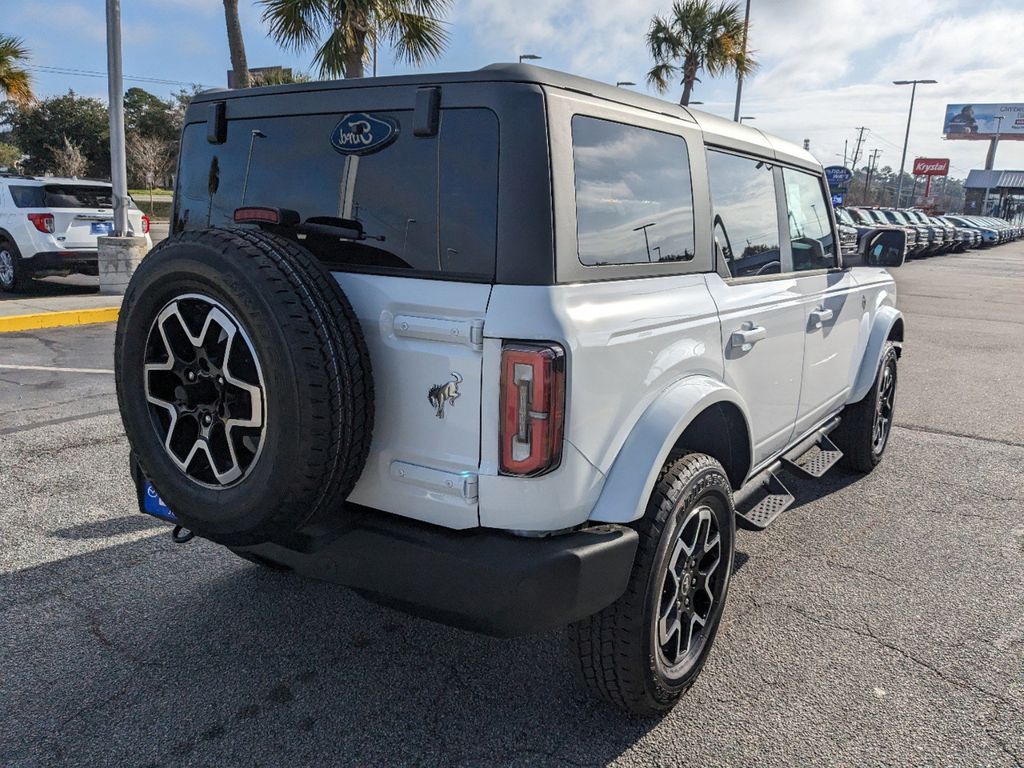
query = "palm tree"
xmin=646 ymin=0 xmax=755 ymax=106
xmin=0 ymin=34 xmax=33 ymax=104
xmin=223 ymin=0 xmax=251 ymax=88
xmin=259 ymin=0 xmax=451 ymax=80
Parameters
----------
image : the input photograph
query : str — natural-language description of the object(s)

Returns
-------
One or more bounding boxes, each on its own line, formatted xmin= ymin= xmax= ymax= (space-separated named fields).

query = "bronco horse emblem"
xmin=428 ymin=372 xmax=463 ymax=419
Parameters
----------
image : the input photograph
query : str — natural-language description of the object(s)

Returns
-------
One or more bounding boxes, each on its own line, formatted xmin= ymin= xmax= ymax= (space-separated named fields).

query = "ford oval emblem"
xmin=330 ymin=112 xmax=399 ymax=156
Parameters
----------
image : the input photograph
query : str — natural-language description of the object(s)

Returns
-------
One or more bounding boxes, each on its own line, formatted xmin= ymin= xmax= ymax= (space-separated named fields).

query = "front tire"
xmin=569 ymin=453 xmax=736 ymax=715
xmin=834 ymin=341 xmax=898 ymax=473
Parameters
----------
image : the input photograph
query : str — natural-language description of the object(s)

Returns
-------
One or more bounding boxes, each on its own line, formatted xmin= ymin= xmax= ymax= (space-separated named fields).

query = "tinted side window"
xmin=571 ymin=116 xmax=695 ymax=266
xmin=782 ymin=168 xmax=836 ymax=271
xmin=175 ymin=109 xmax=498 ymax=281
xmin=707 ymin=150 xmax=781 ymax=278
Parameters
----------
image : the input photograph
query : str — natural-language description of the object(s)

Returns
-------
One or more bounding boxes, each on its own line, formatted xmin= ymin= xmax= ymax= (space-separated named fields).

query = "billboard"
xmin=913 ymin=158 xmax=949 ymax=176
xmin=943 ymin=103 xmax=1024 ymax=140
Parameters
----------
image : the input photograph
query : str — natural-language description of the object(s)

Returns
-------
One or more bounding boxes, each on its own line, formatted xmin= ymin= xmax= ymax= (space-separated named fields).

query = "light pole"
xmin=893 ymin=78 xmax=937 ymax=208
xmin=518 ymin=54 xmax=542 ymax=64
xmin=732 ymin=0 xmax=752 ymax=122
xmin=105 ymin=0 xmax=128 ymax=236
xmin=633 ymin=222 xmax=657 ymax=262
xmin=739 ymin=115 xmax=756 ymax=124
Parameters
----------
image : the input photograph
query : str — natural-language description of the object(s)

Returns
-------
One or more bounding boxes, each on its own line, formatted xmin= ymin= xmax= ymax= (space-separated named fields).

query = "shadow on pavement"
xmin=2 ymin=533 xmax=660 ymax=766
xmin=0 ymin=275 xmax=99 ymax=300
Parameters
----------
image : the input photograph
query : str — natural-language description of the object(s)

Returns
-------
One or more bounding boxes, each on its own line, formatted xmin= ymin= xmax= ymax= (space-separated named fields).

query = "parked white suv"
xmin=116 ymin=65 xmax=907 ymax=715
xmin=0 ymin=175 xmax=152 ymax=291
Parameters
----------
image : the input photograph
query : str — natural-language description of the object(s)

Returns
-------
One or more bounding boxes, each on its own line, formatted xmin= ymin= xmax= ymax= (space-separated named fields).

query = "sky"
xmin=5 ymin=0 xmax=1024 ymax=180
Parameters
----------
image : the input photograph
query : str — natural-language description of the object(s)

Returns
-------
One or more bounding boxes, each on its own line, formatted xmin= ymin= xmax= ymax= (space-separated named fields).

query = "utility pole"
xmin=843 ymin=139 xmax=849 ymax=168
xmin=732 ymin=0 xmax=752 ymax=122
xmin=865 ymin=149 xmax=882 ymax=202
xmin=850 ymin=127 xmax=868 ymax=172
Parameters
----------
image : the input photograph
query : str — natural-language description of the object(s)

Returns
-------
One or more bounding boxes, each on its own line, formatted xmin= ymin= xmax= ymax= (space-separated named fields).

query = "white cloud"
xmin=457 ymin=0 xmax=1024 ymax=177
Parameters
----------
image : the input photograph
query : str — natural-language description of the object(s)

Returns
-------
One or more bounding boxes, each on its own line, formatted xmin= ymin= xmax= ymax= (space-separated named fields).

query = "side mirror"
xmin=846 ymin=228 xmax=906 ymax=268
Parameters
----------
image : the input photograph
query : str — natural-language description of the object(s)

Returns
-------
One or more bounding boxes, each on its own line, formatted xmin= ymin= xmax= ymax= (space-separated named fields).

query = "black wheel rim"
xmin=872 ymin=361 xmax=896 ymax=455
xmin=144 ymin=293 xmax=267 ymax=488
xmin=656 ymin=503 xmax=724 ymax=670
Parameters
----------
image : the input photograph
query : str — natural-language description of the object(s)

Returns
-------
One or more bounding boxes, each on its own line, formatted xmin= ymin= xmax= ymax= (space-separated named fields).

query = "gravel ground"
xmin=1 ymin=244 xmax=1022 ymax=767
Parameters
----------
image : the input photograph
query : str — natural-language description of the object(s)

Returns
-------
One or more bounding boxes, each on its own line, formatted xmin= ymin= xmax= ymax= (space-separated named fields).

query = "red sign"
xmin=913 ymin=157 xmax=950 ymax=176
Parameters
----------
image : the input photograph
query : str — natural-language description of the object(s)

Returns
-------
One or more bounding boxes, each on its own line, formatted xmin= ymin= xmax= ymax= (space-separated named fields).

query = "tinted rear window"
xmin=571 ymin=116 xmax=695 ymax=266
xmin=9 ymin=184 xmax=113 ymax=208
xmin=176 ymin=109 xmax=499 ymax=281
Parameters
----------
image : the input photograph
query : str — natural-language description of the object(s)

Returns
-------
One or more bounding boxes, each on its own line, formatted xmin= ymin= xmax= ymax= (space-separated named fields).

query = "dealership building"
xmin=963 ymin=170 xmax=1024 ymax=221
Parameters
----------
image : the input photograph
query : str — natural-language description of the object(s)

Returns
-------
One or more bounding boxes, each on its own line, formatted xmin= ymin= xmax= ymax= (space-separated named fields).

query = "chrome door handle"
xmin=809 ymin=308 xmax=834 ymax=328
xmin=731 ymin=325 xmax=767 ymax=351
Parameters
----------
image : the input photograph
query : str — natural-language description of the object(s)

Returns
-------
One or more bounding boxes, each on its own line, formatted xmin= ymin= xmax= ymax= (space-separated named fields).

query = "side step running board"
xmin=783 ymin=434 xmax=843 ymax=478
xmin=735 ymin=472 xmax=795 ymax=530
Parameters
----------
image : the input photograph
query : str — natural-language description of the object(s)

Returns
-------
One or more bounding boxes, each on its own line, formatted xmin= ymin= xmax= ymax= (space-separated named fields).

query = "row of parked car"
xmin=836 ymin=206 xmax=1022 ymax=259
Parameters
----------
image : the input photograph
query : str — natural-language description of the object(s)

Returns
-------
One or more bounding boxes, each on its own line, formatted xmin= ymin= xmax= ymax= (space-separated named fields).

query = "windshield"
xmin=9 ymin=183 xmax=114 ymax=209
xmin=835 ymin=208 xmax=855 ymax=226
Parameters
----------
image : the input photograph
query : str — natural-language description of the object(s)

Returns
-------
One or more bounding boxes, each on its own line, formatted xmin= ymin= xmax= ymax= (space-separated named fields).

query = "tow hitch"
xmin=132 ymin=456 xmax=193 ymax=543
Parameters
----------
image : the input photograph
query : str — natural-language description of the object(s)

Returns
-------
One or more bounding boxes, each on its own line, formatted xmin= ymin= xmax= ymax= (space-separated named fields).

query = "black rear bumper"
xmin=26 ymin=250 xmax=98 ymax=272
xmin=231 ymin=510 xmax=639 ymax=637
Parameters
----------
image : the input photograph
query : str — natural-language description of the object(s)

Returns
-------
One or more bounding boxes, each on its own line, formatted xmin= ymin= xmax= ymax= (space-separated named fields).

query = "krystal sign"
xmin=913 ymin=158 xmax=950 ymax=177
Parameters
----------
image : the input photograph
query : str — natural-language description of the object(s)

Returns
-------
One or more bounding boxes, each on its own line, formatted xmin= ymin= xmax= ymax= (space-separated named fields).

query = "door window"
xmin=706 ymin=150 xmax=782 ymax=278
xmin=782 ymin=168 xmax=837 ymax=272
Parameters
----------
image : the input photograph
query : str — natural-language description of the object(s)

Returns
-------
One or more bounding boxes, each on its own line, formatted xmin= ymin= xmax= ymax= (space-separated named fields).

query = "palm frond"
xmin=0 ymin=33 xmax=33 ymax=104
xmin=383 ymin=12 xmax=449 ymax=65
xmin=258 ymin=0 xmax=328 ymax=52
xmin=646 ymin=61 xmax=679 ymax=94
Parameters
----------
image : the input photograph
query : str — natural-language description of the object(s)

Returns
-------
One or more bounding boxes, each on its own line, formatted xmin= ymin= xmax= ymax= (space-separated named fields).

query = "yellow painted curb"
xmin=0 ymin=306 xmax=120 ymax=333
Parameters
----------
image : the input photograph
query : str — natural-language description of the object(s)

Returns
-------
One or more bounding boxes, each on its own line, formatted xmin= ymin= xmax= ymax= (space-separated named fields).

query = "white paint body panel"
xmin=334 ymin=272 xmax=491 ymax=529
xmin=704 ymin=274 xmax=806 ymax=466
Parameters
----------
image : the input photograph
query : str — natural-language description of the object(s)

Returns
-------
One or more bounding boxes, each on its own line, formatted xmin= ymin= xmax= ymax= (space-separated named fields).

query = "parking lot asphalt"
xmin=1 ymin=246 xmax=1022 ymax=767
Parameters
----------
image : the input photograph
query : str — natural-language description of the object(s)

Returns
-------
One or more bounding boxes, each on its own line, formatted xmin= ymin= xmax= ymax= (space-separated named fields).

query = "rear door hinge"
xmin=390 ymin=461 xmax=479 ymax=503
xmin=393 ymin=315 xmax=484 ymax=351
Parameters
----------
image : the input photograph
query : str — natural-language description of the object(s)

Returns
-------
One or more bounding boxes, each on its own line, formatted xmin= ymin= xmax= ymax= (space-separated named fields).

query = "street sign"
xmin=831 ymin=193 xmax=845 ymax=206
xmin=912 ymin=157 xmax=949 ymax=176
xmin=824 ymin=166 xmax=853 ymax=187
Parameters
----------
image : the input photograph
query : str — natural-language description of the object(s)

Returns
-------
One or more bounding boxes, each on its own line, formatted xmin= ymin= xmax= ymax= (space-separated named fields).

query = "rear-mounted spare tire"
xmin=116 ymin=228 xmax=374 ymax=545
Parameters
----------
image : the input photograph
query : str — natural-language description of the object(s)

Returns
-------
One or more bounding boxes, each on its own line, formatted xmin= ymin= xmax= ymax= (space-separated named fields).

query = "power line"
xmin=26 ymin=64 xmax=214 ymax=89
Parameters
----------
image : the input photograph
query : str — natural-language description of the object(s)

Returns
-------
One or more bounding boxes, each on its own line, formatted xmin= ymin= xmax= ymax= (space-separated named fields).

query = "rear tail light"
xmin=27 ymin=213 xmax=54 ymax=234
xmin=499 ymin=342 xmax=566 ymax=477
xmin=141 ymin=214 xmax=151 ymax=234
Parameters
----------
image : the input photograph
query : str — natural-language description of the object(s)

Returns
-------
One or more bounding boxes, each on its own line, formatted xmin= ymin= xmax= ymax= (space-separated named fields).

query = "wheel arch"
xmin=588 ymin=376 xmax=753 ymax=525
xmin=848 ymin=306 xmax=903 ymax=404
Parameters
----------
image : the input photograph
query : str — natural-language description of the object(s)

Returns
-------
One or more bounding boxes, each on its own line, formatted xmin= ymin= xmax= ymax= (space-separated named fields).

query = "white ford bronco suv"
xmin=0 ymin=175 xmax=151 ymax=292
xmin=116 ymin=65 xmax=906 ymax=715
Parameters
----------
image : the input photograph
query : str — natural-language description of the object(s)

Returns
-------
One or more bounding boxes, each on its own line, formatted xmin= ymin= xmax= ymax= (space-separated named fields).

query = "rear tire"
xmin=116 ymin=228 xmax=374 ymax=545
xmin=569 ymin=453 xmax=735 ymax=715
xmin=0 ymin=239 xmax=30 ymax=293
xmin=834 ymin=342 xmax=898 ymax=473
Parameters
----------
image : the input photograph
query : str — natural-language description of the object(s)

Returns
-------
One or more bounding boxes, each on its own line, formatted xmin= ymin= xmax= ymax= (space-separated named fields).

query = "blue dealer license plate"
xmin=141 ymin=480 xmax=177 ymax=523
xmin=91 ymin=221 xmax=114 ymax=236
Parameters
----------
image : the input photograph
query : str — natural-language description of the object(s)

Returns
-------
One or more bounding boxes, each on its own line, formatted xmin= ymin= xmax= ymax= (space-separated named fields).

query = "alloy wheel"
xmin=656 ymin=504 xmax=723 ymax=669
xmin=143 ymin=294 xmax=266 ymax=488
xmin=872 ymin=362 xmax=896 ymax=455
xmin=0 ymin=249 xmax=15 ymax=289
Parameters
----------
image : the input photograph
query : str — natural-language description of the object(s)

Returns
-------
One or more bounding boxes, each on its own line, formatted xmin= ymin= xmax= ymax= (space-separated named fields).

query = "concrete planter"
xmin=97 ymin=235 xmax=149 ymax=295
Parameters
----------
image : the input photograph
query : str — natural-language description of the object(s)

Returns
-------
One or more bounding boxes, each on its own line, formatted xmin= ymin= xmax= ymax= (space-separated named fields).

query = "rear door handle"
xmin=809 ymin=308 xmax=834 ymax=329
xmin=731 ymin=325 xmax=767 ymax=352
